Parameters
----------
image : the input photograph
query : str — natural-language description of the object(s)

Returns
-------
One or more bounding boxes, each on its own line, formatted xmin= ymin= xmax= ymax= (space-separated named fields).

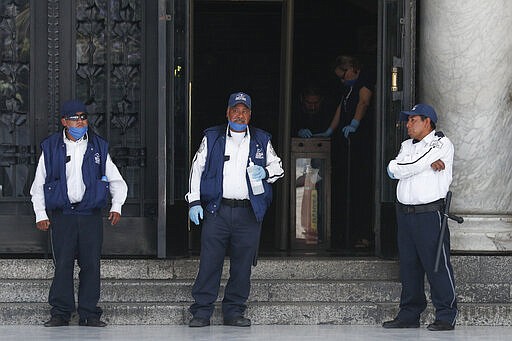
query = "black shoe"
xmin=427 ymin=320 xmax=454 ymax=331
xmin=44 ymin=316 xmax=69 ymax=327
xmin=223 ymin=317 xmax=251 ymax=327
xmin=189 ymin=317 xmax=210 ymax=327
xmin=79 ymin=318 xmax=107 ymax=327
xmin=382 ymin=318 xmax=420 ymax=329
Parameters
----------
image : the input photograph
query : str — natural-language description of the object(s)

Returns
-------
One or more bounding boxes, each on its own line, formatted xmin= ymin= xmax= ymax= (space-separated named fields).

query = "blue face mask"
xmin=68 ymin=126 xmax=88 ymax=140
xmin=228 ymin=120 xmax=247 ymax=132
xmin=344 ymin=79 xmax=357 ymax=87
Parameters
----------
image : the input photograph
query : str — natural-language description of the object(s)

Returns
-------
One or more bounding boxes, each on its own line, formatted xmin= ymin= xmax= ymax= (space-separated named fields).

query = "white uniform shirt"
xmin=388 ymin=130 xmax=454 ymax=205
xmin=30 ymin=131 xmax=128 ymax=223
xmin=185 ymin=126 xmax=284 ymax=203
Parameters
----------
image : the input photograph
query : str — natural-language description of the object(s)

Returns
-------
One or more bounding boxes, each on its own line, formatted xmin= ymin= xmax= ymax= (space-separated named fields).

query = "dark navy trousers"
xmin=49 ymin=210 xmax=103 ymax=321
xmin=190 ymin=203 xmax=261 ymax=320
xmin=395 ymin=207 xmax=458 ymax=325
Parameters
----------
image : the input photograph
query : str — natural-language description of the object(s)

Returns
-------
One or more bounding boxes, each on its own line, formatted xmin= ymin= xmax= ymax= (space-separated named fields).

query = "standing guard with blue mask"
xmin=383 ymin=104 xmax=458 ymax=331
xmin=186 ymin=92 xmax=284 ymax=327
xmin=30 ymin=99 xmax=128 ymax=327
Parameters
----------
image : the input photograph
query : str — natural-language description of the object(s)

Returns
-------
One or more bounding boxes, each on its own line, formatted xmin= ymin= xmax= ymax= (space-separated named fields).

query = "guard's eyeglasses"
xmin=65 ymin=113 xmax=88 ymax=121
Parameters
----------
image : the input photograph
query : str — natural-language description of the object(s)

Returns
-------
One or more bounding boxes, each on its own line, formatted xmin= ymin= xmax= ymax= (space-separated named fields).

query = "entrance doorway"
xmin=189 ymin=0 xmax=379 ymax=255
xmin=292 ymin=0 xmax=378 ymax=254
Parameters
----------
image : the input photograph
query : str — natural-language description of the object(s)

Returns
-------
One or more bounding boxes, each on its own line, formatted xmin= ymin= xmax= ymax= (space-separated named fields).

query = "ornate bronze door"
xmin=0 ymin=0 xmax=44 ymax=253
xmin=73 ymin=0 xmax=159 ymax=255
xmin=0 ymin=0 xmax=166 ymax=256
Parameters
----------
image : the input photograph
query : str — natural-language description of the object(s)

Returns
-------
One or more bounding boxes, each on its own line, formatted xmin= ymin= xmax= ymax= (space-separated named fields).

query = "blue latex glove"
xmin=298 ymin=128 xmax=313 ymax=138
xmin=312 ymin=127 xmax=333 ymax=137
xmin=342 ymin=119 xmax=360 ymax=138
xmin=249 ymin=165 xmax=267 ymax=180
xmin=189 ymin=205 xmax=203 ymax=225
xmin=387 ymin=166 xmax=396 ymax=179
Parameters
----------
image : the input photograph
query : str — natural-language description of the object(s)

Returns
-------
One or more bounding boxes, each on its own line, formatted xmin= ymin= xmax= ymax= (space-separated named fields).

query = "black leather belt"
xmin=221 ymin=198 xmax=251 ymax=208
xmin=397 ymin=199 xmax=445 ymax=214
xmin=70 ymin=202 xmax=81 ymax=210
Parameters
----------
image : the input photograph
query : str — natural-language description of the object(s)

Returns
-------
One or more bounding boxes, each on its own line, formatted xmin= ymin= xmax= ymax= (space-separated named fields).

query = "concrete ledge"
xmin=451 ymin=215 xmax=512 ymax=252
xmin=0 ymin=279 xmax=508 ymax=304
xmin=0 ymin=258 xmax=400 ymax=281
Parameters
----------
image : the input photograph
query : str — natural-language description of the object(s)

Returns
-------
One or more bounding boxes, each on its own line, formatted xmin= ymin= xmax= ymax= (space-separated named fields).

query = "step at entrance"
xmin=0 ymin=256 xmax=510 ymax=325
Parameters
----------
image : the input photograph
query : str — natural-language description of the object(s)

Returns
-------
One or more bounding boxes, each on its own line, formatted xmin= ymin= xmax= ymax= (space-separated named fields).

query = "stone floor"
xmin=0 ymin=325 xmax=510 ymax=341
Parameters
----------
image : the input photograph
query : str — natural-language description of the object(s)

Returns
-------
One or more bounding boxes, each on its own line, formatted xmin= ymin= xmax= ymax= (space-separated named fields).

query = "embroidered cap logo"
xmin=235 ymin=93 xmax=247 ymax=102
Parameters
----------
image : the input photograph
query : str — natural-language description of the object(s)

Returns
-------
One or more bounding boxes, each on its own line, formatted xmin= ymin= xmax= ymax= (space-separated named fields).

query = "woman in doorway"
xmin=321 ymin=55 xmax=376 ymax=251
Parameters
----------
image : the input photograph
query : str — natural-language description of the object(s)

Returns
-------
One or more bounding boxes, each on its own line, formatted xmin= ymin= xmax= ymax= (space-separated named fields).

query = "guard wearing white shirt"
xmin=186 ymin=92 xmax=284 ymax=328
xmin=383 ymin=104 xmax=457 ymax=331
xmin=30 ymin=100 xmax=127 ymax=328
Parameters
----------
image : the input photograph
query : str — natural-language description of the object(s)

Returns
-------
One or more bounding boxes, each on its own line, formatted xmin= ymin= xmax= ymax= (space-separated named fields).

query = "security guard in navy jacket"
xmin=30 ymin=100 xmax=127 ymax=327
xmin=186 ymin=92 xmax=284 ymax=327
xmin=383 ymin=104 xmax=457 ymax=331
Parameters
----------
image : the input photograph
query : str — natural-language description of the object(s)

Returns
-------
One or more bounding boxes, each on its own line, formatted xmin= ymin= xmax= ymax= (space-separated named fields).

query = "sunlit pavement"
xmin=0 ymin=325 xmax=511 ymax=341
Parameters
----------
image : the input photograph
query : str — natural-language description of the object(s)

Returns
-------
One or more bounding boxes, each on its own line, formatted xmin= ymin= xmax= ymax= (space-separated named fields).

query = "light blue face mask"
xmin=228 ymin=120 xmax=247 ymax=132
xmin=344 ymin=79 xmax=357 ymax=87
xmin=68 ymin=126 xmax=88 ymax=140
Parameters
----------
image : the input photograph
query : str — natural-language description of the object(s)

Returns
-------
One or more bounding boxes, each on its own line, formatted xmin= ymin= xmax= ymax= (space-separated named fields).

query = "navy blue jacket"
xmin=199 ymin=125 xmax=273 ymax=222
xmin=41 ymin=131 xmax=109 ymax=215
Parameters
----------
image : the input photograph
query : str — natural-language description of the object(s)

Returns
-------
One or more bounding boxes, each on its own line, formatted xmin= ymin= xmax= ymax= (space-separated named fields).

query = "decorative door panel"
xmin=0 ymin=0 xmax=45 ymax=253
xmin=0 ymin=0 xmax=160 ymax=255
xmin=0 ymin=0 xmax=32 ymax=200
xmin=75 ymin=0 xmax=158 ymax=255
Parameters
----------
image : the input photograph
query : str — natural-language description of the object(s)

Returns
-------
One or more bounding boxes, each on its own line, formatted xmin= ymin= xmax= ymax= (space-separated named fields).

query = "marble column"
xmin=418 ymin=0 xmax=512 ymax=251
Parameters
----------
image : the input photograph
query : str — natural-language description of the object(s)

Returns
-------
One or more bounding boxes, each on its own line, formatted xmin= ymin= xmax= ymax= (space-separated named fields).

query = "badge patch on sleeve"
xmin=268 ymin=143 xmax=277 ymax=157
xmin=430 ymin=139 xmax=443 ymax=149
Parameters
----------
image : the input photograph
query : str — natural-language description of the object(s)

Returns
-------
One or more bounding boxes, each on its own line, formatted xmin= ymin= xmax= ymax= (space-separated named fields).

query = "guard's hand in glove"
xmin=312 ymin=127 xmax=333 ymax=137
xmin=341 ymin=119 xmax=360 ymax=139
xmin=189 ymin=205 xmax=204 ymax=225
xmin=249 ymin=165 xmax=267 ymax=180
xmin=298 ymin=128 xmax=313 ymax=138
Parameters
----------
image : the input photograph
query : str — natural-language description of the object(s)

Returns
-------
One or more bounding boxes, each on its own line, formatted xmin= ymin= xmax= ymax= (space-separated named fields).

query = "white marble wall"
xmin=418 ymin=0 xmax=512 ymax=251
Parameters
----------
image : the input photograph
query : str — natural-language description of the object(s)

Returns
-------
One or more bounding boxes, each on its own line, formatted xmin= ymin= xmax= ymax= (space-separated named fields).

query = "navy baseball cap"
xmin=228 ymin=92 xmax=251 ymax=109
xmin=61 ymin=100 xmax=87 ymax=117
xmin=400 ymin=103 xmax=438 ymax=123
